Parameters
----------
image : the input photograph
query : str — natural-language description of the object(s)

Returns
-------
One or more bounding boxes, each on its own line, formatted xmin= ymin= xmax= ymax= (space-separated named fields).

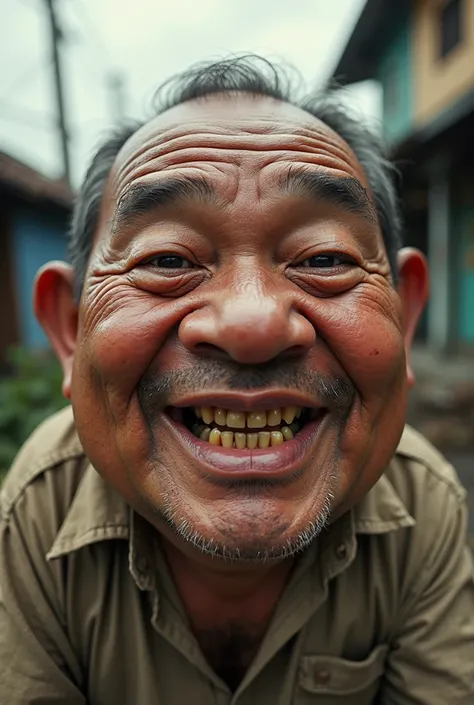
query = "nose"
xmin=179 ymin=272 xmax=316 ymax=364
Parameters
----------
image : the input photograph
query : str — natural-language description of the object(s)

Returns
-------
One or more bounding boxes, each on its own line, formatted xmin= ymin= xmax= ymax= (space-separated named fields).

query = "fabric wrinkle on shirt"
xmin=0 ymin=406 xmax=473 ymax=704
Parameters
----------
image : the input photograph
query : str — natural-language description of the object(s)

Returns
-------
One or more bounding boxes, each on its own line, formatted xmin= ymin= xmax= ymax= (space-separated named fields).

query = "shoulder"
xmin=389 ymin=425 xmax=466 ymax=514
xmin=384 ymin=426 xmax=469 ymax=584
xmin=1 ymin=406 xmax=87 ymax=526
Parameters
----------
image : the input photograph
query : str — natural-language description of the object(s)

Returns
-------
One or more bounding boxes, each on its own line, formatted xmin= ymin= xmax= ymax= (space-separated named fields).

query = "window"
xmin=440 ymin=0 xmax=462 ymax=58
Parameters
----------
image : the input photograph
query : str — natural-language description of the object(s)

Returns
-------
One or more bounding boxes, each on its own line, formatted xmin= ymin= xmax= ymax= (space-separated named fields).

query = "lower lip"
xmin=162 ymin=411 xmax=327 ymax=480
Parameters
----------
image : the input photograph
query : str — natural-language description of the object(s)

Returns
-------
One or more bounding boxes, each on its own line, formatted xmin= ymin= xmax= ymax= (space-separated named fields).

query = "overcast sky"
xmin=1 ymin=0 xmax=379 ymax=188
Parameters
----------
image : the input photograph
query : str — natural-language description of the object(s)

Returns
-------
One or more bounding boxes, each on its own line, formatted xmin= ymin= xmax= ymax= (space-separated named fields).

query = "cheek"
xmin=309 ymin=288 xmax=405 ymax=396
xmin=77 ymin=282 xmax=189 ymax=391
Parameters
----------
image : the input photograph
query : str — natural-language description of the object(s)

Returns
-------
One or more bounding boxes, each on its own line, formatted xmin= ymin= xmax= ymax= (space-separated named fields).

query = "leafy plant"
xmin=0 ymin=346 xmax=68 ymax=478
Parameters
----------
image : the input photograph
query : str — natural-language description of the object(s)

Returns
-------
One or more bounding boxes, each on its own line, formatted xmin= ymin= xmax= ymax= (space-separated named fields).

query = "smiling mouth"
xmin=168 ymin=405 xmax=323 ymax=449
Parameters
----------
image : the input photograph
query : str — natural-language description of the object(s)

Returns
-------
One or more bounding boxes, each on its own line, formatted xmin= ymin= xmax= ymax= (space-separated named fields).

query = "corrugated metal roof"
xmin=0 ymin=151 xmax=74 ymax=211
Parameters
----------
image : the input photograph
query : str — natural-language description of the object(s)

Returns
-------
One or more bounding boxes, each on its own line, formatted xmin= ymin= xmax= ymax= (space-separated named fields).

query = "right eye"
xmin=140 ymin=254 xmax=195 ymax=269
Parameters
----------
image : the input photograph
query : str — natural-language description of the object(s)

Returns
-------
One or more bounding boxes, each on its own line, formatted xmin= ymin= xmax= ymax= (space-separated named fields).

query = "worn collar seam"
xmin=2 ymin=448 xmax=86 ymax=520
xmin=354 ymin=516 xmax=416 ymax=532
xmin=47 ymin=522 xmax=129 ymax=560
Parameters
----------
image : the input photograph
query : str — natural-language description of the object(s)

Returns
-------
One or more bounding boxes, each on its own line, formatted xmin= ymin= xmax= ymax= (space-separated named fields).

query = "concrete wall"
xmin=378 ymin=12 xmax=414 ymax=143
xmin=413 ymin=0 xmax=474 ymax=125
xmin=11 ymin=206 xmax=67 ymax=349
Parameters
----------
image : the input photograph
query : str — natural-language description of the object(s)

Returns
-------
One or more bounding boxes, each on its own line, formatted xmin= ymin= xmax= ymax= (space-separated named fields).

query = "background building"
xmin=331 ymin=0 xmax=474 ymax=354
xmin=0 ymin=151 xmax=72 ymax=363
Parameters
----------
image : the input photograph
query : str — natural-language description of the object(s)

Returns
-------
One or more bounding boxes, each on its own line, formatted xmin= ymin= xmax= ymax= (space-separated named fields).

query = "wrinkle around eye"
xmin=127 ymin=267 xmax=208 ymax=297
xmin=286 ymin=266 xmax=365 ymax=298
xmin=350 ymin=280 xmax=401 ymax=325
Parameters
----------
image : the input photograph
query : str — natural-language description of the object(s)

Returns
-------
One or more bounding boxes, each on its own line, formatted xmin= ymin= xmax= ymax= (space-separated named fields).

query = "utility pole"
xmin=44 ymin=0 xmax=71 ymax=184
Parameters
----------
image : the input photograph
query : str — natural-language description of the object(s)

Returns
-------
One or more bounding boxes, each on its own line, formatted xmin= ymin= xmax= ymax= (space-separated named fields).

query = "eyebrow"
xmin=279 ymin=168 xmax=377 ymax=224
xmin=111 ymin=167 xmax=377 ymax=239
xmin=112 ymin=176 xmax=219 ymax=236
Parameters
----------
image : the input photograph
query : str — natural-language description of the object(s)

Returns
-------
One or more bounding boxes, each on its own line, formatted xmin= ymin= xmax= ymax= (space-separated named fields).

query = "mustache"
xmin=137 ymin=359 xmax=355 ymax=412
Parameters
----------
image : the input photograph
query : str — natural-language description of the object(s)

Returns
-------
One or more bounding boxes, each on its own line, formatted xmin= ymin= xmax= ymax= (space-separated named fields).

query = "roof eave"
xmin=330 ymin=0 xmax=410 ymax=85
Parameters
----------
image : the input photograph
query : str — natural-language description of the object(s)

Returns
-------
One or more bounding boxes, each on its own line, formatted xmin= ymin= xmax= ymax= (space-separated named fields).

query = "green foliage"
xmin=0 ymin=347 xmax=68 ymax=476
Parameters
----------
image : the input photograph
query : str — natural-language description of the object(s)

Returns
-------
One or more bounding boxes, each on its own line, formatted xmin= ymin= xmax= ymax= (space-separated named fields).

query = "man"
xmin=0 ymin=56 xmax=473 ymax=704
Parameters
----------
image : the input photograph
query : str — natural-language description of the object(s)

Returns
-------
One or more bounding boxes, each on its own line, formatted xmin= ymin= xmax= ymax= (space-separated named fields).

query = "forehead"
xmin=109 ymin=95 xmax=369 ymax=201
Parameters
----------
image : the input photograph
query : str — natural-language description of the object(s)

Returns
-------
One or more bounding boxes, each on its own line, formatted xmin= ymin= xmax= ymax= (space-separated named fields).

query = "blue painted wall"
xmin=11 ymin=206 xmax=67 ymax=349
xmin=455 ymin=205 xmax=474 ymax=344
xmin=377 ymin=11 xmax=413 ymax=144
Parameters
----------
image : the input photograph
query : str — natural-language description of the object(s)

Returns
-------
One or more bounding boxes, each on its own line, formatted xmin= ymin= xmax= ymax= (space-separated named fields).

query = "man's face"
xmin=46 ymin=96 xmax=424 ymax=561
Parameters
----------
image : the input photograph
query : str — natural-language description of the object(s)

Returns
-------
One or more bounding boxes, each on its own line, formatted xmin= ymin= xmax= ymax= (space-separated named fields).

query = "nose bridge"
xmin=179 ymin=262 xmax=316 ymax=364
xmin=221 ymin=269 xmax=284 ymax=325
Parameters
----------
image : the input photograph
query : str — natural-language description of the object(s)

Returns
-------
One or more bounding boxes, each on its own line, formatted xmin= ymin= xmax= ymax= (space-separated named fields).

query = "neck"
xmin=160 ymin=535 xmax=295 ymax=619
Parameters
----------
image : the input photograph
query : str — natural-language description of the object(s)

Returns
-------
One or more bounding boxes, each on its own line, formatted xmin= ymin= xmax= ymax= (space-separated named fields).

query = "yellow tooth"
xmin=214 ymin=408 xmax=227 ymax=426
xmin=221 ymin=431 xmax=234 ymax=448
xmin=247 ymin=433 xmax=259 ymax=449
xmin=194 ymin=406 xmax=202 ymax=419
xmin=201 ymin=407 xmax=213 ymax=425
xmin=281 ymin=426 xmax=294 ymax=441
xmin=200 ymin=427 xmax=211 ymax=441
xmin=226 ymin=411 xmax=246 ymax=429
xmin=267 ymin=408 xmax=281 ymax=426
xmin=258 ymin=432 xmax=271 ymax=448
xmin=248 ymin=411 xmax=267 ymax=429
xmin=282 ymin=406 xmax=297 ymax=424
xmin=209 ymin=428 xmax=221 ymax=445
xmin=271 ymin=431 xmax=284 ymax=446
xmin=235 ymin=433 xmax=246 ymax=449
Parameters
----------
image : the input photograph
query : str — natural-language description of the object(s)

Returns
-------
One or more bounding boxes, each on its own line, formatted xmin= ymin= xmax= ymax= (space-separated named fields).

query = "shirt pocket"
xmin=295 ymin=644 xmax=389 ymax=703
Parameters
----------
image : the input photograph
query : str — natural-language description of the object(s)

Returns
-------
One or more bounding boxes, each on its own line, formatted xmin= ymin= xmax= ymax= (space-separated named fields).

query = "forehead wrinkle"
xmin=113 ymin=146 xmax=361 ymax=205
xmin=112 ymin=120 xmax=362 ymax=196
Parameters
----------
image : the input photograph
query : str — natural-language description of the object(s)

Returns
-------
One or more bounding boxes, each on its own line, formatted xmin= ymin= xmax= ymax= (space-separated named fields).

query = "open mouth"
xmin=169 ymin=405 xmax=322 ymax=449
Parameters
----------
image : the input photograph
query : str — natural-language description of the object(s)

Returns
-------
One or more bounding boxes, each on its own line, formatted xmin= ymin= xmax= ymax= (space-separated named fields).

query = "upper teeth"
xmin=196 ymin=405 xmax=302 ymax=429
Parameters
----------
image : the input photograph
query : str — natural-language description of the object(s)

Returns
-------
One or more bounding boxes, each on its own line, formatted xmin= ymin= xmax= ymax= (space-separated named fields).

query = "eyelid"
xmin=297 ymin=252 xmax=356 ymax=267
xmin=139 ymin=252 xmax=195 ymax=267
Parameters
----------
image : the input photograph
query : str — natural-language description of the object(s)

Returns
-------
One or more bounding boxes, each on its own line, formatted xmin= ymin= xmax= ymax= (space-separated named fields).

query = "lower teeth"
xmin=191 ymin=424 xmax=299 ymax=448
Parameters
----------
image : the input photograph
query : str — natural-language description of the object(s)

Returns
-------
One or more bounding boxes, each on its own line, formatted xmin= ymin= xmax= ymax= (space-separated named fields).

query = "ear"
xmin=397 ymin=248 xmax=429 ymax=388
xmin=34 ymin=261 xmax=78 ymax=399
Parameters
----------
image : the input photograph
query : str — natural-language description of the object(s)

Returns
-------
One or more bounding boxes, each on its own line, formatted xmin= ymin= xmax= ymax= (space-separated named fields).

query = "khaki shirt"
xmin=0 ymin=407 xmax=473 ymax=704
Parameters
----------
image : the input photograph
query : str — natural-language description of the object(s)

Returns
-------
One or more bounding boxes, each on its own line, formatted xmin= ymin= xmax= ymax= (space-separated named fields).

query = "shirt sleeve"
xmin=0 ymin=481 xmax=86 ymax=705
xmin=381 ymin=492 xmax=474 ymax=704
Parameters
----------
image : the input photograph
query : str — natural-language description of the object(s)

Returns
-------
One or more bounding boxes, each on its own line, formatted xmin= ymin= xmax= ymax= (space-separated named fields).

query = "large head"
xmin=36 ymin=57 xmax=428 ymax=563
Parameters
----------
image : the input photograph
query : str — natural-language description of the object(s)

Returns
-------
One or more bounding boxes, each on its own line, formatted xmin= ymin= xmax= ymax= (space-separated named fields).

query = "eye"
xmin=299 ymin=254 xmax=351 ymax=268
xmin=141 ymin=254 xmax=194 ymax=269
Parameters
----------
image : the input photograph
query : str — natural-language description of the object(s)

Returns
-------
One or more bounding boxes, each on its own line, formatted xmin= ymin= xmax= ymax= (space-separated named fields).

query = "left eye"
xmin=300 ymin=254 xmax=348 ymax=268
xmin=143 ymin=254 xmax=194 ymax=269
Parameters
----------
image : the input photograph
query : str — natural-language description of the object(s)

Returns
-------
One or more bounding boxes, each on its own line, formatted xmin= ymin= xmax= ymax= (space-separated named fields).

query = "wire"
xmin=66 ymin=0 xmax=112 ymax=67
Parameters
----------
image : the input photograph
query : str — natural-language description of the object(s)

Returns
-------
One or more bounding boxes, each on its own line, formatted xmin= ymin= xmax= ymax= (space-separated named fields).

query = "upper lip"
xmin=169 ymin=390 xmax=324 ymax=412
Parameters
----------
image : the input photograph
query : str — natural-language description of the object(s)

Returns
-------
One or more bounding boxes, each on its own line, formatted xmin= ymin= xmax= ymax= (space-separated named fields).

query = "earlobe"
xmin=34 ymin=262 xmax=78 ymax=399
xmin=397 ymin=248 xmax=429 ymax=388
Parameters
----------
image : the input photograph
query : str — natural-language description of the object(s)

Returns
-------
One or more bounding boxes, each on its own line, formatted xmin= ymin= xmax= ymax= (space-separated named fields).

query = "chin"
xmin=154 ymin=482 xmax=337 ymax=564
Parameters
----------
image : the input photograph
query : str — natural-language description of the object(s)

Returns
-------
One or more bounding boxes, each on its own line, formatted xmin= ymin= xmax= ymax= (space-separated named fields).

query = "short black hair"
xmin=70 ymin=55 xmax=402 ymax=296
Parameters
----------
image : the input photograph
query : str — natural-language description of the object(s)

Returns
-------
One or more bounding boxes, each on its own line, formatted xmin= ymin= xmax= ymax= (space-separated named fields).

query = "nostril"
xmin=281 ymin=345 xmax=308 ymax=360
xmin=192 ymin=342 xmax=230 ymax=360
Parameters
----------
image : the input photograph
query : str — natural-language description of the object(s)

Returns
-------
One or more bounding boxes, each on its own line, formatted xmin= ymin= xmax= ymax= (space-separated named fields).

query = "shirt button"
xmin=335 ymin=543 xmax=347 ymax=559
xmin=313 ymin=667 xmax=332 ymax=686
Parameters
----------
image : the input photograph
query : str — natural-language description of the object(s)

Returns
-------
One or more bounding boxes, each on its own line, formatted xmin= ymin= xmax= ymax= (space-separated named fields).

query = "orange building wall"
xmin=412 ymin=0 xmax=474 ymax=125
